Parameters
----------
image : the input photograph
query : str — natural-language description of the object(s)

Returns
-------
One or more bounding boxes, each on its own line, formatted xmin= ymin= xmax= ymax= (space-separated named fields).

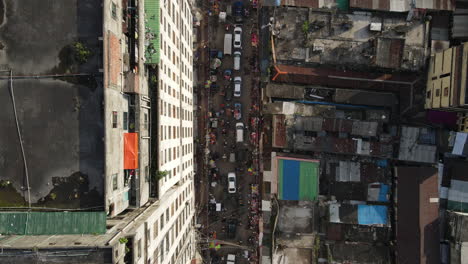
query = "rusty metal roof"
xmin=273 ymin=115 xmax=287 ymax=148
xmin=375 ymin=38 xmax=405 ymax=69
xmin=272 ymin=64 xmax=418 ymax=91
xmin=281 ymin=0 xmax=319 ymax=8
xmin=349 ymin=0 xmax=391 ymax=10
xmin=350 ymin=0 xmax=453 ymax=11
xmin=396 ymin=167 xmax=440 ymax=264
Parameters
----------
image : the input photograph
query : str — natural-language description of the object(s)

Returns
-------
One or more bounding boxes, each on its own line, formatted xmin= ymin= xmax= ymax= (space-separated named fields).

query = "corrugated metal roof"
xmin=0 ymin=211 xmax=106 ymax=235
xmin=281 ymin=0 xmax=319 ymax=8
xmin=453 ymin=15 xmax=468 ymax=38
xmin=352 ymin=121 xmax=378 ymax=137
xmin=398 ymin=126 xmax=437 ymax=163
xmin=349 ymin=0 xmax=391 ymax=10
xmin=415 ymin=0 xmax=453 ymax=10
xmin=272 ymin=64 xmax=418 ymax=91
xmin=396 ymin=167 xmax=440 ymax=264
xmin=294 ymin=116 xmax=323 ymax=131
xmin=375 ymin=38 xmax=404 ymax=69
xmin=273 ymin=115 xmax=287 ymax=148
xmin=334 ymin=89 xmax=398 ymax=107
xmin=337 ymin=161 xmax=361 ymax=182
xmin=350 ymin=0 xmax=452 ymax=11
xmin=323 ymin=118 xmax=353 ymax=133
xmin=145 ymin=0 xmax=160 ymax=64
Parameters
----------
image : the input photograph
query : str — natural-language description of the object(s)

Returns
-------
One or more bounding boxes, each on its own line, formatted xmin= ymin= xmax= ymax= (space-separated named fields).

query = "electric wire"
xmin=9 ymin=70 xmax=31 ymax=208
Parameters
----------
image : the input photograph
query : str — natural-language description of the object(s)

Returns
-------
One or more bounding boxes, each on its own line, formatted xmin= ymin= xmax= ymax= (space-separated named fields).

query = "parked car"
xmin=227 ymin=219 xmax=237 ymax=238
xmin=236 ymin=122 xmax=244 ymax=142
xmin=225 ymin=88 xmax=233 ymax=101
xmin=233 ymin=76 xmax=241 ymax=97
xmin=233 ymin=51 xmax=241 ymax=70
xmin=233 ymin=1 xmax=244 ymax=23
xmin=227 ymin=254 xmax=236 ymax=264
xmin=227 ymin=172 xmax=236 ymax=193
xmin=234 ymin=27 xmax=242 ymax=49
xmin=236 ymin=148 xmax=247 ymax=162
xmin=234 ymin=103 xmax=242 ymax=120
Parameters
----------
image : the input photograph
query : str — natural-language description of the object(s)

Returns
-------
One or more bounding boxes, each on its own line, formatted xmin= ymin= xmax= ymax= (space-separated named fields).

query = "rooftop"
xmin=321 ymin=159 xmax=391 ymax=201
xmin=398 ymin=126 xmax=437 ymax=163
xmin=349 ymin=0 xmax=454 ymax=11
xmin=0 ymin=0 xmax=104 ymax=209
xmin=329 ymin=242 xmax=391 ymax=264
xmin=273 ymin=8 xmax=428 ymax=71
xmin=396 ymin=166 xmax=440 ymax=264
xmin=270 ymin=103 xmax=396 ymax=158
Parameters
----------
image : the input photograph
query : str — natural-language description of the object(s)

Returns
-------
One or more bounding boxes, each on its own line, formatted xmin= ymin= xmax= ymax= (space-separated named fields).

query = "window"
xmin=166 ymin=209 xmax=169 ymax=222
xmin=112 ymin=111 xmax=118 ymax=128
xmin=144 ymin=113 xmax=149 ymax=129
xmin=112 ymin=174 xmax=118 ymax=190
xmin=111 ymin=2 xmax=117 ymax=19
xmin=137 ymin=239 xmax=142 ymax=258
xmin=165 ymin=234 xmax=170 ymax=253
xmin=436 ymin=89 xmax=441 ymax=97
xmin=145 ymin=166 xmax=150 ymax=182
xmin=444 ymin=87 xmax=449 ymax=96
xmin=426 ymin=91 xmax=431 ymax=99
xmin=154 ymin=220 xmax=158 ymax=239
xmin=123 ymin=112 xmax=128 ymax=130
xmin=160 ymin=214 xmax=165 ymax=229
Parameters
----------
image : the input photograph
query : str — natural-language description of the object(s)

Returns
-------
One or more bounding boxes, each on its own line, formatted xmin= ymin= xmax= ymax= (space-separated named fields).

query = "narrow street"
xmin=196 ymin=0 xmax=261 ymax=263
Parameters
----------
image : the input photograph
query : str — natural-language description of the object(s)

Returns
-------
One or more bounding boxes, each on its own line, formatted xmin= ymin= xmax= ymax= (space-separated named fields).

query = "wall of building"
xmin=111 ymin=179 xmax=196 ymax=264
xmin=426 ymin=43 xmax=468 ymax=111
xmin=156 ymin=0 xmax=195 ymax=198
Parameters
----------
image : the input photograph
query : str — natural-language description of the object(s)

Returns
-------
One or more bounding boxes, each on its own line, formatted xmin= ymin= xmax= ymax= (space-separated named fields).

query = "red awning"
xmin=124 ymin=133 xmax=138 ymax=169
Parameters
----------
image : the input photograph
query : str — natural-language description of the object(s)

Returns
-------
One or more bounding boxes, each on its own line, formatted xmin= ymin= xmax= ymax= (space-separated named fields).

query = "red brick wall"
xmin=108 ymin=32 xmax=121 ymax=87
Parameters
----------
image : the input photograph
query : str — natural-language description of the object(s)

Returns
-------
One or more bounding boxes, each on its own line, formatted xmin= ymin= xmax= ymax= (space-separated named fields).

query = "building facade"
xmin=425 ymin=42 xmax=468 ymax=112
xmin=0 ymin=0 xmax=196 ymax=263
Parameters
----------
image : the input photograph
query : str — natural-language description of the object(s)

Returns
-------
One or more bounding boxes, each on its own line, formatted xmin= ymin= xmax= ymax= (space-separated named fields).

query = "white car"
xmin=233 ymin=76 xmax=241 ymax=97
xmin=227 ymin=172 xmax=236 ymax=193
xmin=233 ymin=51 xmax=241 ymax=70
xmin=234 ymin=27 xmax=242 ymax=49
xmin=227 ymin=254 xmax=236 ymax=264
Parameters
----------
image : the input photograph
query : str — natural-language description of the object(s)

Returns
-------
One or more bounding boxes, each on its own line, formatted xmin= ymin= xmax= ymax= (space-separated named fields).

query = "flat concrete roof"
xmin=273 ymin=8 xmax=428 ymax=71
xmin=0 ymin=0 xmax=104 ymax=209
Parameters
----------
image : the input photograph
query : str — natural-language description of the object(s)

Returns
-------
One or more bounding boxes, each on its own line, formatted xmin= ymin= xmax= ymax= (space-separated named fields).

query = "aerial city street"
xmin=0 ymin=0 xmax=468 ymax=263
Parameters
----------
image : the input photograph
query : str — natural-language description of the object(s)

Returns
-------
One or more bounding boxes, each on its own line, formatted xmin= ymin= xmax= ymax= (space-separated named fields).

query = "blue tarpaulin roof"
xmin=378 ymin=184 xmax=389 ymax=202
xmin=358 ymin=205 xmax=387 ymax=225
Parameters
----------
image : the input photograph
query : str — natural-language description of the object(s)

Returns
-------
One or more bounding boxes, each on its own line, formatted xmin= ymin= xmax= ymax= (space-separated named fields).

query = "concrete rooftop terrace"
xmin=273 ymin=7 xmax=428 ymax=71
xmin=0 ymin=0 xmax=104 ymax=209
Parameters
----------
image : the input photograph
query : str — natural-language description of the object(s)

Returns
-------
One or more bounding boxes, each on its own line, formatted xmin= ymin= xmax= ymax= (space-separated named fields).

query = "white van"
xmin=224 ymin=34 xmax=233 ymax=55
xmin=233 ymin=51 xmax=241 ymax=70
xmin=236 ymin=122 xmax=244 ymax=143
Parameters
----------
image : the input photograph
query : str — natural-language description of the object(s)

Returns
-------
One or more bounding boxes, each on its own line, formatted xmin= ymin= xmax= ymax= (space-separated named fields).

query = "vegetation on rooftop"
xmin=73 ymin=42 xmax=92 ymax=64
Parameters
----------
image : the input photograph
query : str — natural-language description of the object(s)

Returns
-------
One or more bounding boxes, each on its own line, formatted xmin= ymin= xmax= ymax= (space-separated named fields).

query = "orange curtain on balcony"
xmin=124 ymin=133 xmax=138 ymax=169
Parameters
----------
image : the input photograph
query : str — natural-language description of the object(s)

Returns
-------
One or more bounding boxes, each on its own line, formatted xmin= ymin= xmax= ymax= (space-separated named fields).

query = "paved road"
xmin=198 ymin=1 xmax=261 ymax=263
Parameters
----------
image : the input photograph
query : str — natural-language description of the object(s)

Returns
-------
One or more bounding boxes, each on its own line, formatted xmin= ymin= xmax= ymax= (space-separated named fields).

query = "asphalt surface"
xmin=196 ymin=1 xmax=261 ymax=263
